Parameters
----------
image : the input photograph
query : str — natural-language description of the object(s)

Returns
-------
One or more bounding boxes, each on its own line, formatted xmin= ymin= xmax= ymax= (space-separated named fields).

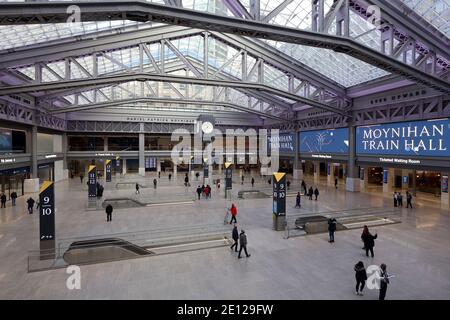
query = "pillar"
xmin=62 ymin=132 xmax=69 ymax=179
xmin=138 ymin=131 xmax=145 ymax=176
xmin=293 ymin=129 xmax=302 ymax=180
xmin=346 ymin=123 xmax=360 ymax=192
xmin=122 ymin=159 xmax=127 ymax=175
xmin=104 ymin=136 xmax=108 ymax=151
xmin=360 ymin=167 xmax=369 ymax=191
xmin=327 ymin=163 xmax=335 ymax=185
xmin=173 ymin=163 xmax=177 ymax=177
xmin=156 ymin=158 xmax=161 ymax=174
xmin=25 ymin=125 xmax=39 ymax=193
xmin=441 ymin=172 xmax=449 ymax=209
xmin=383 ymin=168 xmax=394 ymax=193
xmin=313 ymin=161 xmax=320 ymax=184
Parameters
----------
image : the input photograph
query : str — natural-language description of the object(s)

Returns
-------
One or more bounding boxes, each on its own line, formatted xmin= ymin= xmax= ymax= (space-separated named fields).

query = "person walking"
xmin=207 ymin=185 xmax=212 ymax=198
xmin=397 ymin=192 xmax=403 ymax=207
xmin=195 ymin=172 xmax=199 ymax=181
xmin=379 ymin=263 xmax=390 ymax=300
xmin=229 ymin=203 xmax=238 ymax=224
xmin=230 ymin=224 xmax=239 ymax=252
xmin=406 ymin=191 xmax=413 ymax=208
xmin=80 ymin=173 xmax=84 ymax=184
xmin=203 ymin=185 xmax=210 ymax=199
xmin=168 ymin=173 xmax=172 ymax=181
xmin=335 ymin=178 xmax=338 ymax=189
xmin=328 ymin=217 xmax=337 ymax=243
xmin=354 ymin=261 xmax=367 ymax=296
xmin=295 ymin=192 xmax=301 ymax=208
xmin=105 ymin=204 xmax=113 ymax=222
xmin=308 ymin=187 xmax=314 ymax=200
xmin=26 ymin=197 xmax=35 ymax=214
xmin=251 ymin=177 xmax=255 ymax=188
xmin=11 ymin=191 xmax=17 ymax=206
xmin=184 ymin=174 xmax=190 ymax=187
xmin=0 ymin=193 xmax=6 ymax=208
xmin=238 ymin=230 xmax=250 ymax=259
xmin=135 ymin=183 xmax=140 ymax=194
xmin=393 ymin=192 xmax=398 ymax=207
xmin=153 ymin=178 xmax=157 ymax=189
xmin=241 ymin=175 xmax=244 ymax=185
xmin=361 ymin=225 xmax=377 ymax=258
xmin=287 ymin=180 xmax=291 ymax=191
xmin=301 ymin=180 xmax=307 ymax=195
xmin=158 ymin=171 xmax=161 ymax=179
xmin=314 ymin=187 xmax=320 ymax=201
xmin=196 ymin=186 xmax=202 ymax=200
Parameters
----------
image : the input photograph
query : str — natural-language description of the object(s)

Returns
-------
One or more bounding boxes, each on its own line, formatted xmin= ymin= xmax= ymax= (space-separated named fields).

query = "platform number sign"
xmin=39 ymin=181 xmax=55 ymax=258
xmin=88 ymin=165 xmax=97 ymax=198
xmin=203 ymin=163 xmax=209 ymax=178
xmin=224 ymin=162 xmax=232 ymax=190
xmin=273 ymin=172 xmax=286 ymax=216
xmin=105 ymin=160 xmax=112 ymax=182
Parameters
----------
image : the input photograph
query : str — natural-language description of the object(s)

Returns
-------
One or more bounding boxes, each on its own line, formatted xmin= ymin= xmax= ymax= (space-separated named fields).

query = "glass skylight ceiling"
xmin=399 ymin=0 xmax=450 ymax=38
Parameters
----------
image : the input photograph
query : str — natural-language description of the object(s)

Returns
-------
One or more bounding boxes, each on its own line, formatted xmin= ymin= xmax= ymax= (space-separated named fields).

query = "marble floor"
xmin=0 ymin=172 xmax=449 ymax=299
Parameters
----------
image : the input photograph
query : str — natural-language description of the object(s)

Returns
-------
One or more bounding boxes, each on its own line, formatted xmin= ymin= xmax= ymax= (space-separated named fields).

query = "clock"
xmin=201 ymin=121 xmax=214 ymax=134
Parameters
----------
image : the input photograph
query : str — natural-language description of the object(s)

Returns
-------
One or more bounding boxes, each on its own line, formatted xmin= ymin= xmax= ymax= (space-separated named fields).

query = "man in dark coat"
xmin=105 ymin=204 xmax=113 ymax=222
xmin=0 ymin=193 xmax=6 ymax=208
xmin=196 ymin=186 xmax=202 ymax=200
xmin=26 ymin=197 xmax=35 ymax=214
xmin=314 ymin=187 xmax=320 ymax=200
xmin=238 ymin=230 xmax=250 ymax=259
xmin=328 ymin=218 xmax=337 ymax=243
xmin=406 ymin=191 xmax=413 ymax=208
xmin=379 ymin=263 xmax=390 ymax=300
xmin=308 ymin=187 xmax=314 ymax=200
xmin=11 ymin=191 xmax=17 ymax=206
xmin=230 ymin=224 xmax=239 ymax=252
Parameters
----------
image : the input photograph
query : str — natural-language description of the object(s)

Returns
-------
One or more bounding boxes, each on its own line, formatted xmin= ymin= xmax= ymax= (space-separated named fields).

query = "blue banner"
xmin=299 ymin=128 xmax=349 ymax=154
xmin=268 ymin=133 xmax=295 ymax=153
xmin=356 ymin=119 xmax=450 ymax=157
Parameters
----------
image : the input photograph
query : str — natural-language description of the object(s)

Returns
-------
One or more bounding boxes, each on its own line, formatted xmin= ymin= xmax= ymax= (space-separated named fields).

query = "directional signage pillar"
xmin=88 ymin=165 xmax=97 ymax=198
xmin=224 ymin=162 xmax=232 ymax=190
xmin=273 ymin=172 xmax=286 ymax=231
xmin=39 ymin=181 xmax=55 ymax=260
xmin=203 ymin=162 xmax=209 ymax=184
xmin=105 ymin=159 xmax=112 ymax=182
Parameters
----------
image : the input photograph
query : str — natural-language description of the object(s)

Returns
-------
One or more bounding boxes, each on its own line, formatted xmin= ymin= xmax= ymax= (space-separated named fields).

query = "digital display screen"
xmin=299 ymin=128 xmax=349 ymax=154
xmin=0 ymin=129 xmax=12 ymax=152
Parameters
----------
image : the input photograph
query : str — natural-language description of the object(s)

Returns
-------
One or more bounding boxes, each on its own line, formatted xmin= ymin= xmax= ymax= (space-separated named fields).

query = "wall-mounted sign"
xmin=95 ymin=153 xmax=115 ymax=157
xmin=0 ymin=158 xmax=16 ymax=164
xmin=268 ymin=133 xmax=295 ymax=153
xmin=356 ymin=118 xmax=450 ymax=157
xmin=311 ymin=154 xmax=333 ymax=159
xmin=299 ymin=128 xmax=349 ymax=154
xmin=145 ymin=157 xmax=156 ymax=169
xmin=442 ymin=175 xmax=448 ymax=193
xmin=378 ymin=157 xmax=421 ymax=165
xmin=383 ymin=169 xmax=388 ymax=184
xmin=224 ymin=162 xmax=232 ymax=190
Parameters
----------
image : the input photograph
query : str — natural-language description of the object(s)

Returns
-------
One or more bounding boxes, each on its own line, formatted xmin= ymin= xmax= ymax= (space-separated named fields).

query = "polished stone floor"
xmin=0 ymin=171 xmax=449 ymax=300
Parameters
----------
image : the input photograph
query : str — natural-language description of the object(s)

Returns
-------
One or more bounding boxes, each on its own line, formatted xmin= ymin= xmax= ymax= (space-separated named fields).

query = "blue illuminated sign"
xmin=356 ymin=119 xmax=450 ymax=157
xmin=268 ymin=133 xmax=295 ymax=153
xmin=299 ymin=128 xmax=349 ymax=154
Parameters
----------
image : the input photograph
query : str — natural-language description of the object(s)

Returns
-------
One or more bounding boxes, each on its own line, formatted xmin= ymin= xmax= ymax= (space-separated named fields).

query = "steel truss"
xmin=0 ymin=1 xmax=448 ymax=94
xmin=0 ymin=25 xmax=349 ymax=118
xmin=0 ymin=99 xmax=66 ymax=130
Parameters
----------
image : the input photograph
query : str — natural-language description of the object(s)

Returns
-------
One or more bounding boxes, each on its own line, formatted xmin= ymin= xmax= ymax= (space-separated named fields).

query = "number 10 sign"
xmin=39 ymin=181 xmax=55 ymax=259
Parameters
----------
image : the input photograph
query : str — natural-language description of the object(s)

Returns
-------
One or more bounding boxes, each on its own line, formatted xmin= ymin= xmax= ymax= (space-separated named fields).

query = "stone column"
xmin=383 ymin=168 xmax=394 ymax=193
xmin=25 ymin=125 xmax=40 ymax=193
xmin=62 ymin=132 xmax=69 ymax=179
xmin=327 ymin=162 xmax=335 ymax=185
xmin=156 ymin=158 xmax=161 ymax=174
xmin=122 ymin=159 xmax=127 ymax=175
xmin=360 ymin=167 xmax=369 ymax=191
xmin=441 ymin=172 xmax=449 ymax=209
xmin=138 ymin=131 xmax=145 ymax=176
xmin=345 ymin=124 xmax=360 ymax=192
xmin=293 ymin=129 xmax=301 ymax=180
xmin=313 ymin=161 xmax=320 ymax=184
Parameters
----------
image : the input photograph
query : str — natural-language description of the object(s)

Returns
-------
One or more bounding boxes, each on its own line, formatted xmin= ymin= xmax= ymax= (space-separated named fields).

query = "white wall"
xmin=37 ymin=133 xmax=53 ymax=153
xmin=54 ymin=160 xmax=65 ymax=182
xmin=53 ymin=134 xmax=62 ymax=153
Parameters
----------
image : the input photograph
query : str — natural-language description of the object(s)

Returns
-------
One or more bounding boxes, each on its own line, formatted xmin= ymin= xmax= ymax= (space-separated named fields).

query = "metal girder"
xmin=0 ymin=1 xmax=447 ymax=94
xmin=49 ymin=97 xmax=287 ymax=121
xmin=0 ymin=99 xmax=66 ymax=130
xmin=0 ymin=73 xmax=349 ymax=115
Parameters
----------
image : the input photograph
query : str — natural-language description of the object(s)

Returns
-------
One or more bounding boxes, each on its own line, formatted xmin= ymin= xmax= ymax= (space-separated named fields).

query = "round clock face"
xmin=201 ymin=121 xmax=214 ymax=134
